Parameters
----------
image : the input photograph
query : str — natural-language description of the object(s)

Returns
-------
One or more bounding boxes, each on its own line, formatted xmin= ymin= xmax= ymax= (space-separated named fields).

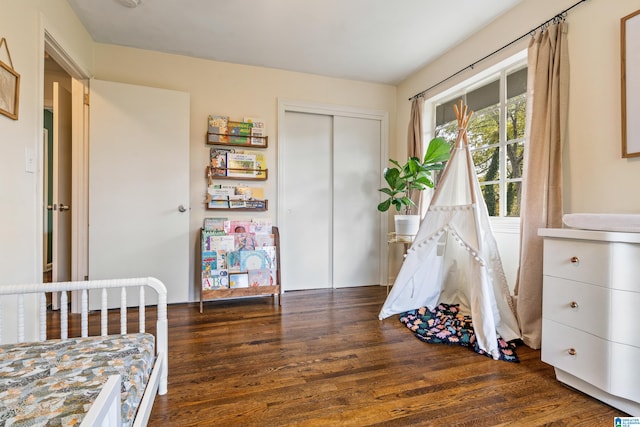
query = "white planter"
xmin=394 ymin=215 xmax=420 ymax=237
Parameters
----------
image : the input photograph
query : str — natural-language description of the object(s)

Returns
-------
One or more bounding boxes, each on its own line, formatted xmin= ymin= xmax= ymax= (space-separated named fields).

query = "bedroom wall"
xmin=92 ymin=44 xmax=397 ymax=300
xmin=0 ymin=0 xmax=93 ymax=341
xmin=396 ymin=0 xmax=640 ymax=287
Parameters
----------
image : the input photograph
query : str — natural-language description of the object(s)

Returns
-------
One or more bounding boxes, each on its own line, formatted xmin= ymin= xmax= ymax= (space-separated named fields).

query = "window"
xmin=430 ymin=63 xmax=527 ymax=218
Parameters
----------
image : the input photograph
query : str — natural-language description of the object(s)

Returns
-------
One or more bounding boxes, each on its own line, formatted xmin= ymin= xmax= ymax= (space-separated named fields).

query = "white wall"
xmin=396 ymin=0 xmax=640 ymax=287
xmin=0 ymin=0 xmax=93 ymax=341
xmin=91 ymin=44 xmax=397 ymax=300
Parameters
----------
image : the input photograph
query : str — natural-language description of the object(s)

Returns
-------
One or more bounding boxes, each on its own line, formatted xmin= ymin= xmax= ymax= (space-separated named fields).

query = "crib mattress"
xmin=0 ymin=333 xmax=155 ymax=427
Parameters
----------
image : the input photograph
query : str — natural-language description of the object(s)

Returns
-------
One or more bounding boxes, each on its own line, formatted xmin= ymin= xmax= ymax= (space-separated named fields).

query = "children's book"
xmin=203 ymin=269 xmax=229 ymax=290
xmin=261 ymin=245 xmax=278 ymax=271
xmin=210 ymin=148 xmax=234 ymax=176
xmin=202 ymin=250 xmax=217 ymax=274
xmin=208 ymin=115 xmax=228 ymax=134
xmin=226 ymin=152 xmax=257 ymax=177
xmin=216 ymin=250 xmax=228 ymax=270
xmin=208 ymin=133 xmax=229 ymax=144
xmin=203 ymin=217 xmax=227 ymax=234
xmin=228 ymin=121 xmax=252 ymax=136
xmin=209 ymin=235 xmax=236 ymax=253
xmin=225 ymin=220 xmax=252 ymax=234
xmin=235 ymin=185 xmax=265 ymax=200
xmin=229 ymin=273 xmax=249 ymax=288
xmin=254 ymin=233 xmax=275 ymax=247
xmin=248 ymin=268 xmax=272 ymax=287
xmin=226 ymin=251 xmax=242 ymax=272
xmin=240 ymin=250 xmax=268 ymax=270
xmin=250 ymin=218 xmax=273 ymax=234
xmin=208 ymin=115 xmax=229 ymax=143
xmin=243 ymin=117 xmax=267 ymax=146
xmin=208 ymin=187 xmax=234 ymax=200
xmin=201 ymin=230 xmax=213 ymax=251
xmin=240 ymin=150 xmax=267 ymax=179
xmin=243 ymin=117 xmax=265 ymax=132
xmin=233 ymin=233 xmax=257 ymax=251
xmin=229 ymin=200 xmax=247 ymax=209
xmin=245 ymin=200 xmax=267 ymax=209
xmin=207 ymin=199 xmax=230 ymax=209
xmin=202 ymin=277 xmax=216 ymax=290
xmin=227 ymin=249 xmax=268 ymax=271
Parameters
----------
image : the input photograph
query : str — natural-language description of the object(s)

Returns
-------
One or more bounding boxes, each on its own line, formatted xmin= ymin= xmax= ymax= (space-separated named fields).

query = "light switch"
xmin=25 ymin=147 xmax=35 ymax=173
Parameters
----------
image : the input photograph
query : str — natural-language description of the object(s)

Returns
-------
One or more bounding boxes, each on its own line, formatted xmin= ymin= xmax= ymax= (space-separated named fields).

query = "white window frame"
xmin=422 ymin=50 xmax=527 ymax=233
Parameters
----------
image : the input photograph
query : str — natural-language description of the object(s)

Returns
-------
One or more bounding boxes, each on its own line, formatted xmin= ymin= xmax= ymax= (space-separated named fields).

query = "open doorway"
xmin=43 ymin=53 xmax=72 ymax=308
xmin=42 ymin=31 xmax=91 ymax=312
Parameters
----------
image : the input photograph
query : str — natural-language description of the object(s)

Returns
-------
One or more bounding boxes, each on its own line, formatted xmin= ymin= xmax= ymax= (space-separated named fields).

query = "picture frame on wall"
xmin=621 ymin=9 xmax=640 ymax=157
xmin=0 ymin=36 xmax=20 ymax=121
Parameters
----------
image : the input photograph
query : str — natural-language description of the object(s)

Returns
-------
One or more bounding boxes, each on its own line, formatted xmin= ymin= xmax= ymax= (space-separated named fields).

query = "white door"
xmin=280 ymin=112 xmax=332 ymax=291
xmin=333 ymin=116 xmax=381 ymax=287
xmin=52 ymin=82 xmax=72 ymax=284
xmin=88 ymin=79 xmax=190 ymax=307
xmin=279 ymin=103 xmax=384 ymax=291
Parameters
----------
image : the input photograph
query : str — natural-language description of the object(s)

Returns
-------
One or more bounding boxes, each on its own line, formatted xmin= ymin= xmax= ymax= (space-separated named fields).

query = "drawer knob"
xmin=570 ymin=256 xmax=579 ymax=264
xmin=569 ymin=301 xmax=578 ymax=309
xmin=568 ymin=348 xmax=577 ymax=356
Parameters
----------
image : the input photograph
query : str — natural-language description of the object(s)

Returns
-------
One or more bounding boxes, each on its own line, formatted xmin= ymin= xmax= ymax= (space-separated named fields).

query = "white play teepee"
xmin=379 ymin=101 xmax=521 ymax=359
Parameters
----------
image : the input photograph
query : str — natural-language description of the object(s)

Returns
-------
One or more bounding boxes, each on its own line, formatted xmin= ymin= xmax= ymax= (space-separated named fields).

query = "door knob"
xmin=59 ymin=204 xmax=70 ymax=211
xmin=178 ymin=204 xmax=187 ymax=213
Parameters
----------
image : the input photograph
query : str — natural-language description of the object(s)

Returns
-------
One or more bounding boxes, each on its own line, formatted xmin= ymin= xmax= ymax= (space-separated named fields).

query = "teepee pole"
xmin=430 ymin=100 xmax=474 ymax=206
xmin=463 ymin=127 xmax=478 ymax=206
xmin=456 ymin=101 xmax=478 ymax=206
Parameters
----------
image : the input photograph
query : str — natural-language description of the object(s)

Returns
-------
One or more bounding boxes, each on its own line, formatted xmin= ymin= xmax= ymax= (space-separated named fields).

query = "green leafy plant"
xmin=377 ymin=137 xmax=452 ymax=214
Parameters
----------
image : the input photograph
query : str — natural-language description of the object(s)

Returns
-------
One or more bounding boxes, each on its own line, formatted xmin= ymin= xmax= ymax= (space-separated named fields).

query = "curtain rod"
xmin=408 ymin=0 xmax=588 ymax=101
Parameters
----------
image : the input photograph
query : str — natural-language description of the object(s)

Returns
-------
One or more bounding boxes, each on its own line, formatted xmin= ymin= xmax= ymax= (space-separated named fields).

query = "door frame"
xmin=277 ymin=98 xmax=389 ymax=288
xmin=40 ymin=27 xmax=90 ymax=312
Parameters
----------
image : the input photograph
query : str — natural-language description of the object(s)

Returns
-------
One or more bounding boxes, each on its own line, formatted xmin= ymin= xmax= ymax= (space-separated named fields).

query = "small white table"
xmin=386 ymin=232 xmax=415 ymax=293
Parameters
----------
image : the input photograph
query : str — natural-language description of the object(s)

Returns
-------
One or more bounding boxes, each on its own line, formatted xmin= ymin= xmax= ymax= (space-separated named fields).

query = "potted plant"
xmin=378 ymin=137 xmax=451 ymax=235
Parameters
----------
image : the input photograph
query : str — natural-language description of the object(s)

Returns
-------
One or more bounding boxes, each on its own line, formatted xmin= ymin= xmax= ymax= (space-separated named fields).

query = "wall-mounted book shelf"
xmin=206 ymin=115 xmax=268 ymax=211
xmin=207 ymin=166 xmax=268 ymax=181
xmin=207 ymin=200 xmax=269 ymax=211
xmin=206 ymin=133 xmax=268 ymax=148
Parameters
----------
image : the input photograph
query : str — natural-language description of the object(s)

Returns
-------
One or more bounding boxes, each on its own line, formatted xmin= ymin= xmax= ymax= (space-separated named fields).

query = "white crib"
xmin=0 ymin=277 xmax=168 ymax=427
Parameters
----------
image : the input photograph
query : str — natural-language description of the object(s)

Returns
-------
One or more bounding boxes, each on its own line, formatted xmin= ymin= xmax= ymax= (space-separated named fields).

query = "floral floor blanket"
xmin=0 ymin=333 xmax=155 ymax=427
xmin=400 ymin=303 xmax=519 ymax=362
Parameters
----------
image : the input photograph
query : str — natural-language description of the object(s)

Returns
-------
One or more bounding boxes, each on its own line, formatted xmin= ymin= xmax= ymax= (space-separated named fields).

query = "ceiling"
xmin=67 ymin=0 xmax=523 ymax=85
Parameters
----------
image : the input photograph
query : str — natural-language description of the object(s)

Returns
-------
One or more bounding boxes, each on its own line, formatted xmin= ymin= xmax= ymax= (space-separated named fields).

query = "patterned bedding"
xmin=0 ymin=333 xmax=155 ymax=427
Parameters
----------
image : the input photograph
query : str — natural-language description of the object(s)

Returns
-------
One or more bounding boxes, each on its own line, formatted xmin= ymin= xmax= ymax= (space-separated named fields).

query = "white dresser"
xmin=539 ymin=228 xmax=640 ymax=416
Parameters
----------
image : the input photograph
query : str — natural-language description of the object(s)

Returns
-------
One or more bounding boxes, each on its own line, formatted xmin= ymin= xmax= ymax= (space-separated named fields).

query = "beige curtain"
xmin=514 ymin=22 xmax=569 ymax=349
xmin=408 ymin=96 xmax=424 ymax=214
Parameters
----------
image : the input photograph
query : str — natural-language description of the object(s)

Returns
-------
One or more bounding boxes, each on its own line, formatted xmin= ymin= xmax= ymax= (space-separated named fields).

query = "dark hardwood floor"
xmin=143 ymin=286 xmax=624 ymax=426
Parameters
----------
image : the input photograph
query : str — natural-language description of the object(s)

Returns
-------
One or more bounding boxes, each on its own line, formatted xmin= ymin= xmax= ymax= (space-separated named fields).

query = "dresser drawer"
xmin=541 ymin=319 xmax=609 ymax=392
xmin=543 ymin=239 xmax=609 ymax=286
xmin=543 ymin=276 xmax=610 ymax=338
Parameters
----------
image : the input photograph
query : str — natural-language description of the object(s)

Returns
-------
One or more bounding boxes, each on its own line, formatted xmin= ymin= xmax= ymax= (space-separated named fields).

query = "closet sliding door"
xmin=280 ymin=111 xmax=332 ymax=291
xmin=279 ymin=101 xmax=385 ymax=292
xmin=333 ymin=116 xmax=382 ymax=288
